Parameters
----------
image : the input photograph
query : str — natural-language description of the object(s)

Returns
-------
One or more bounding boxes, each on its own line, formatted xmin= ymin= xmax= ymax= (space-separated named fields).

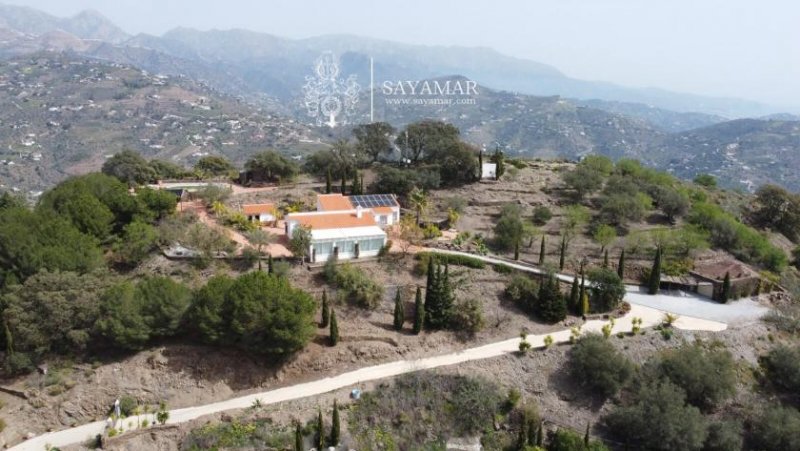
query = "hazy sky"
xmin=9 ymin=0 xmax=800 ymax=108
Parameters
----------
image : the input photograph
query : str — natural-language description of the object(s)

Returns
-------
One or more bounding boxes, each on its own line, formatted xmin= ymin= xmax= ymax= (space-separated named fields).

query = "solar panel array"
xmin=350 ymin=194 xmax=397 ymax=208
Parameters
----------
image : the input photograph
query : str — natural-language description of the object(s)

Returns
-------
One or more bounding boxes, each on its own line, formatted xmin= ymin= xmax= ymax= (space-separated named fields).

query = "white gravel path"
xmin=10 ymin=302 xmax=724 ymax=451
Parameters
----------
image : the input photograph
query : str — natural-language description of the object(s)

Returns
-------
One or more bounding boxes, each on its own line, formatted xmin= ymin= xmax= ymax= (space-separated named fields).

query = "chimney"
xmin=356 ymin=205 xmax=363 ymax=218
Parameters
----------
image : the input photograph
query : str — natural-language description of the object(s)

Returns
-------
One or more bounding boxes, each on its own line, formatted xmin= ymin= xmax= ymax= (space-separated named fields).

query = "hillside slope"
xmin=0 ymin=53 xmax=320 ymax=194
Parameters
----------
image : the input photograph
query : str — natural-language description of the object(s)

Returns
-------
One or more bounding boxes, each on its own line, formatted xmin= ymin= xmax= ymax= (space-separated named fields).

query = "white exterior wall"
xmin=248 ymin=213 xmax=275 ymax=223
xmin=481 ymin=163 xmax=497 ymax=179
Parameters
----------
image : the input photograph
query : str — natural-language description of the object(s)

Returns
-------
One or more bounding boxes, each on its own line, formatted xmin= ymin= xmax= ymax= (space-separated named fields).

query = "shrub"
xmin=646 ymin=342 xmax=736 ymax=410
xmin=749 ymin=405 xmax=800 ymax=451
xmin=549 ymin=428 xmax=610 ymax=451
xmin=449 ymin=298 xmax=485 ymax=335
xmin=422 ymin=223 xmax=442 ymax=239
xmin=536 ymin=275 xmax=567 ymax=323
xmin=604 ymin=380 xmax=707 ymax=451
xmin=587 ymin=268 xmax=625 ymax=312
xmin=532 ymin=206 xmax=552 ymax=225
xmin=569 ymin=334 xmax=634 ymax=397
xmin=761 ymin=344 xmax=800 ymax=394
xmin=118 ymin=396 xmax=137 ymax=417
xmin=505 ymin=275 xmax=539 ymax=313
xmin=704 ymin=420 xmax=743 ymax=451
xmin=327 ymin=263 xmax=384 ymax=309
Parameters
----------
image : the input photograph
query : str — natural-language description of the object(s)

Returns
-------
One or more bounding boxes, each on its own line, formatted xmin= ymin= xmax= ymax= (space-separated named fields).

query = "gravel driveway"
xmin=624 ymin=285 xmax=769 ymax=324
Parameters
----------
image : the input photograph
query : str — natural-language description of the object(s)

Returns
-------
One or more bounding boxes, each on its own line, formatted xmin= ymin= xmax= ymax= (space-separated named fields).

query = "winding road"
xmin=11 ymin=250 xmax=756 ymax=451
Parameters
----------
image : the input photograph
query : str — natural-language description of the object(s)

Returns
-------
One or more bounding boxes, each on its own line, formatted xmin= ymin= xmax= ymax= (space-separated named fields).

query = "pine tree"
xmin=329 ymin=310 xmax=339 ymax=346
xmin=393 ymin=288 xmax=405 ymax=331
xmin=539 ymin=235 xmax=546 ymax=266
xmin=267 ymin=254 xmax=274 ymax=274
xmin=603 ymin=249 xmax=609 ymax=268
xmin=316 ymin=409 xmax=325 ymax=451
xmin=648 ymin=247 xmax=662 ymax=295
xmin=413 ymin=286 xmax=424 ymax=334
xmin=537 ymin=275 xmax=567 ymax=323
xmin=617 ymin=249 xmax=626 ymax=280
xmin=721 ymin=271 xmax=732 ymax=303
xmin=559 ymin=235 xmax=566 ymax=270
xmin=325 ymin=167 xmax=332 ymax=194
xmin=320 ymin=290 xmax=330 ymax=328
xmin=330 ymin=399 xmax=340 ymax=446
xmin=295 ymin=423 xmax=303 ymax=451
xmin=569 ymin=276 xmax=580 ymax=315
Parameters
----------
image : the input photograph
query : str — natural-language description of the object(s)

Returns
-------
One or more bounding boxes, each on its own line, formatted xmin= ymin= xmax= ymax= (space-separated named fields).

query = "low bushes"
xmin=414 ymin=252 xmax=486 ymax=275
xmin=568 ymin=333 xmax=634 ymax=397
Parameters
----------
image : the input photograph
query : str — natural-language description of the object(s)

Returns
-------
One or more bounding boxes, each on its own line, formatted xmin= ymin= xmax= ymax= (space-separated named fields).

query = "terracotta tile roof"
xmin=288 ymin=210 xmax=377 ymax=230
xmin=242 ymin=203 xmax=275 ymax=215
xmin=318 ymin=194 xmax=354 ymax=211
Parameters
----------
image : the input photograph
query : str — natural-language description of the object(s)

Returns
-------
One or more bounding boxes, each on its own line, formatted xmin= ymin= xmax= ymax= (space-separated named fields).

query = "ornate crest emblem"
xmin=302 ymin=51 xmax=360 ymax=127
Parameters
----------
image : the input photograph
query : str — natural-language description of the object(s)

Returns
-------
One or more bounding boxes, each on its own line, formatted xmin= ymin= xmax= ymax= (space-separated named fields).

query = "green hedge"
xmin=415 ymin=252 xmax=486 ymax=275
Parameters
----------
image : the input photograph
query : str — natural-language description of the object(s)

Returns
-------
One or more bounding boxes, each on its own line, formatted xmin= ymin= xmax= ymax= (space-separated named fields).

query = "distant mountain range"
xmin=0 ymin=3 xmax=793 ymax=120
xmin=0 ymin=4 xmax=798 ymax=193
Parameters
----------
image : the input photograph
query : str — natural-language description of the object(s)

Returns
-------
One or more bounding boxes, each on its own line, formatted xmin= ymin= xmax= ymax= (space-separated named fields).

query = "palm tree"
xmin=408 ymin=187 xmax=429 ymax=225
xmin=211 ymin=200 xmax=227 ymax=217
xmin=246 ymin=229 xmax=275 ymax=271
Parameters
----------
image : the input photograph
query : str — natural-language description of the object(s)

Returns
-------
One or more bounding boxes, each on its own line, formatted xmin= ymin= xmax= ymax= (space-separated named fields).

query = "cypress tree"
xmin=559 ymin=235 xmax=566 ymax=270
xmin=352 ymin=170 xmax=360 ymax=195
xmin=316 ymin=409 xmax=324 ymax=451
xmin=330 ymin=399 xmax=340 ymax=446
xmin=393 ymin=288 xmax=405 ymax=331
xmin=581 ymin=291 xmax=590 ymax=317
xmin=325 ymin=167 xmax=332 ymax=194
xmin=648 ymin=247 xmax=662 ymax=295
xmin=536 ymin=421 xmax=544 ymax=447
xmin=4 ymin=321 xmax=13 ymax=355
xmin=413 ymin=286 xmax=424 ymax=334
xmin=329 ymin=310 xmax=339 ymax=346
xmin=360 ymin=173 xmax=365 ymax=195
xmin=514 ymin=238 xmax=520 ymax=261
xmin=721 ymin=271 xmax=732 ymax=303
xmin=295 ymin=423 xmax=303 ymax=451
xmin=320 ymin=290 xmax=330 ymax=328
xmin=526 ymin=415 xmax=537 ymax=447
xmin=578 ymin=269 xmax=586 ymax=305
xmin=617 ymin=249 xmax=626 ymax=280
xmin=267 ymin=254 xmax=274 ymax=274
xmin=426 ymin=263 xmax=453 ymax=329
xmin=340 ymin=169 xmax=347 ymax=195
xmin=539 ymin=235 xmax=546 ymax=266
xmin=603 ymin=249 xmax=609 ymax=268
xmin=443 ymin=264 xmax=454 ymax=312
xmin=584 ymin=422 xmax=591 ymax=446
xmin=516 ymin=417 xmax=529 ymax=450
xmin=426 ymin=258 xmax=435 ymax=293
xmin=569 ymin=276 xmax=580 ymax=315
xmin=478 ymin=151 xmax=484 ymax=179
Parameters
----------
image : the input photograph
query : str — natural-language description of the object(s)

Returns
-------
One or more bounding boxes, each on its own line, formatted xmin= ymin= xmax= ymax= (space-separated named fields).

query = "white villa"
xmin=285 ymin=194 xmax=400 ymax=262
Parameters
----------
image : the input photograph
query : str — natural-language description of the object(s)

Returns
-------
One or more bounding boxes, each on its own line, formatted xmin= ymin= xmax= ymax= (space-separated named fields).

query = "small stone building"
xmin=691 ymin=259 xmax=761 ymax=301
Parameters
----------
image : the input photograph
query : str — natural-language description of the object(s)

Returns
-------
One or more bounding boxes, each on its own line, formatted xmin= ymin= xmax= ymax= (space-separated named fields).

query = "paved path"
xmin=10 ymin=302 xmax=724 ymax=451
